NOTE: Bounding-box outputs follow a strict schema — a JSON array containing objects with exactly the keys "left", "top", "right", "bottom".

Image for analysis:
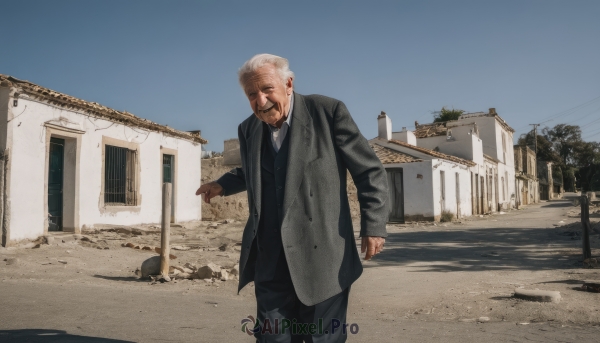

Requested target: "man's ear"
[{"left": 286, "top": 77, "right": 294, "bottom": 95}]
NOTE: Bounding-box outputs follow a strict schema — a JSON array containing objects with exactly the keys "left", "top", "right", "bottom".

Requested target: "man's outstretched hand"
[
  {"left": 195, "top": 182, "right": 223, "bottom": 204},
  {"left": 361, "top": 236, "right": 385, "bottom": 260}
]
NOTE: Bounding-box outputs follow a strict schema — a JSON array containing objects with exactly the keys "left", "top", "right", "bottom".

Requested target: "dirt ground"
[{"left": 1, "top": 194, "right": 600, "bottom": 342}]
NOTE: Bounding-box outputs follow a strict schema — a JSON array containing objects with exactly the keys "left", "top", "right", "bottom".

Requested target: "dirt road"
[{"left": 1, "top": 195, "right": 599, "bottom": 342}]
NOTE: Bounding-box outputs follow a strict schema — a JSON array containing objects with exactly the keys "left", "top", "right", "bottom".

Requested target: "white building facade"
[
  {"left": 372, "top": 107, "right": 517, "bottom": 222},
  {"left": 414, "top": 108, "right": 517, "bottom": 213},
  {"left": 371, "top": 112, "right": 476, "bottom": 222},
  {"left": 0, "top": 75, "right": 206, "bottom": 245}
]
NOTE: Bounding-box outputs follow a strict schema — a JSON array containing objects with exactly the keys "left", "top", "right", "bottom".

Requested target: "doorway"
[
  {"left": 480, "top": 176, "right": 485, "bottom": 214},
  {"left": 48, "top": 138, "right": 64, "bottom": 231},
  {"left": 163, "top": 154, "right": 175, "bottom": 222},
  {"left": 386, "top": 168, "right": 404, "bottom": 223},
  {"left": 440, "top": 171, "right": 446, "bottom": 213},
  {"left": 455, "top": 172, "right": 461, "bottom": 219}
]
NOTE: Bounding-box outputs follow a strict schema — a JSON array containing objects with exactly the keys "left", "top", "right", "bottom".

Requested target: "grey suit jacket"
[{"left": 217, "top": 93, "right": 388, "bottom": 306}]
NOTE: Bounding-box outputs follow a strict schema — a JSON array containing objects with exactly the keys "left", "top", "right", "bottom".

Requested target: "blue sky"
[{"left": 2, "top": 0, "right": 599, "bottom": 150}]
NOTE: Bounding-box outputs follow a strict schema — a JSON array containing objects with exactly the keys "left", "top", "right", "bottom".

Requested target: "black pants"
[{"left": 254, "top": 252, "right": 350, "bottom": 343}]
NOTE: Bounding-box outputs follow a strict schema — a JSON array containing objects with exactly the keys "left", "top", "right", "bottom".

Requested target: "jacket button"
[
  {"left": 314, "top": 245, "right": 317, "bottom": 249},
  {"left": 309, "top": 218, "right": 312, "bottom": 222},
  {"left": 254, "top": 212, "right": 258, "bottom": 216}
]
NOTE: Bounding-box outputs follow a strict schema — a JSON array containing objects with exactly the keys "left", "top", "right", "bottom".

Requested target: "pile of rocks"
[
  {"left": 174, "top": 262, "right": 239, "bottom": 281},
  {"left": 139, "top": 256, "right": 239, "bottom": 282}
]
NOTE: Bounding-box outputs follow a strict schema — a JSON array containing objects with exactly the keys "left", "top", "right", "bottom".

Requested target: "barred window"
[{"left": 105, "top": 145, "right": 137, "bottom": 205}]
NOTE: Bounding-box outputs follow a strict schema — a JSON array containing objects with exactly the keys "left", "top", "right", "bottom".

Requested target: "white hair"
[{"left": 238, "top": 54, "right": 295, "bottom": 89}]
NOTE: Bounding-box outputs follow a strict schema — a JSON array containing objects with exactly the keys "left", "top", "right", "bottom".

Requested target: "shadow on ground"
[
  {"left": 0, "top": 329, "right": 133, "bottom": 342},
  {"left": 367, "top": 225, "right": 589, "bottom": 272},
  {"left": 92, "top": 275, "right": 146, "bottom": 282},
  {"left": 540, "top": 200, "right": 578, "bottom": 208}
]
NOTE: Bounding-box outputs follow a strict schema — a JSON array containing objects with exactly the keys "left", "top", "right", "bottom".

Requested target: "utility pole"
[{"left": 529, "top": 124, "right": 540, "bottom": 156}]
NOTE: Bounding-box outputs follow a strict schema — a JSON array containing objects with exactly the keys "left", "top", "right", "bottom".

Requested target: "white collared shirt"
[{"left": 268, "top": 95, "right": 293, "bottom": 152}]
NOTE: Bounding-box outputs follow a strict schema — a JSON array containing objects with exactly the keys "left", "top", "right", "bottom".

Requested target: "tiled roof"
[
  {"left": 388, "top": 139, "right": 477, "bottom": 167},
  {"left": 414, "top": 110, "right": 515, "bottom": 139},
  {"left": 413, "top": 123, "right": 448, "bottom": 138},
  {"left": 371, "top": 143, "right": 422, "bottom": 164},
  {"left": 0, "top": 74, "right": 207, "bottom": 144}
]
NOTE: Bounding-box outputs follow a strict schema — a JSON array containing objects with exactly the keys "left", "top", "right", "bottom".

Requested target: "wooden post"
[
  {"left": 581, "top": 195, "right": 592, "bottom": 260},
  {"left": 160, "top": 183, "right": 172, "bottom": 277}
]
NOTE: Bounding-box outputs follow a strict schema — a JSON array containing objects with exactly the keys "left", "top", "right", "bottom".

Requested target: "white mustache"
[{"left": 258, "top": 100, "right": 275, "bottom": 114}]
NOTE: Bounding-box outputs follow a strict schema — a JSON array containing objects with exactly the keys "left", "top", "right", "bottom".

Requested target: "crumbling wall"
[
  {"left": 223, "top": 139, "right": 241, "bottom": 165},
  {"left": 201, "top": 157, "right": 248, "bottom": 221},
  {"left": 201, "top": 158, "right": 361, "bottom": 221}
]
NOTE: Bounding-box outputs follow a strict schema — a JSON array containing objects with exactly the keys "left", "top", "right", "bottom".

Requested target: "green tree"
[
  {"left": 517, "top": 131, "right": 562, "bottom": 168},
  {"left": 572, "top": 141, "right": 600, "bottom": 167},
  {"left": 433, "top": 107, "right": 464, "bottom": 123},
  {"left": 563, "top": 166, "right": 577, "bottom": 192},
  {"left": 591, "top": 172, "right": 600, "bottom": 191},
  {"left": 542, "top": 124, "right": 582, "bottom": 166}
]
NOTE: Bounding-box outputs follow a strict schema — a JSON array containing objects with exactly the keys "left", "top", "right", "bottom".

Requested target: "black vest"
[{"left": 255, "top": 123, "right": 291, "bottom": 282}]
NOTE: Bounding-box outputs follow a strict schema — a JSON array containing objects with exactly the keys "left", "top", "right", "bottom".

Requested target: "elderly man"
[{"left": 196, "top": 54, "right": 388, "bottom": 342}]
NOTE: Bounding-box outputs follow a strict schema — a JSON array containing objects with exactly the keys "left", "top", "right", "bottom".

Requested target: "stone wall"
[{"left": 223, "top": 139, "right": 241, "bottom": 165}]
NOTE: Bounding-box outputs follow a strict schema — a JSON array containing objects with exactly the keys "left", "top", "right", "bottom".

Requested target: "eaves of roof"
[
  {"left": 484, "top": 154, "right": 501, "bottom": 163},
  {"left": 371, "top": 143, "right": 423, "bottom": 164},
  {"left": 0, "top": 74, "right": 207, "bottom": 144},
  {"left": 388, "top": 139, "right": 476, "bottom": 167}
]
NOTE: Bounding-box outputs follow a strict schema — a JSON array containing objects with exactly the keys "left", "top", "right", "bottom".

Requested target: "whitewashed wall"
[
  {"left": 386, "top": 161, "right": 434, "bottom": 221},
  {"left": 384, "top": 159, "right": 472, "bottom": 221},
  {"left": 5, "top": 96, "right": 202, "bottom": 241},
  {"left": 431, "top": 159, "right": 472, "bottom": 220}
]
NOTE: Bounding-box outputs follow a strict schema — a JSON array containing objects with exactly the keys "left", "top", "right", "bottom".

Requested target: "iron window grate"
[{"left": 105, "top": 145, "right": 137, "bottom": 206}]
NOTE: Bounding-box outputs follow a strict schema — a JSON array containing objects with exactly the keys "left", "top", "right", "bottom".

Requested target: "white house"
[
  {"left": 413, "top": 108, "right": 517, "bottom": 213},
  {"left": 0, "top": 74, "right": 206, "bottom": 245},
  {"left": 371, "top": 107, "right": 517, "bottom": 222},
  {"left": 370, "top": 112, "right": 476, "bottom": 222}
]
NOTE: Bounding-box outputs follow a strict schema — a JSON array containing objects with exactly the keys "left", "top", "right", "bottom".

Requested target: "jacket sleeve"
[
  {"left": 333, "top": 101, "right": 389, "bottom": 238},
  {"left": 216, "top": 125, "right": 247, "bottom": 196}
]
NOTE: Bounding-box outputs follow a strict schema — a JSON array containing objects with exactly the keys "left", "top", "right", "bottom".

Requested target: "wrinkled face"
[{"left": 243, "top": 64, "right": 293, "bottom": 127}]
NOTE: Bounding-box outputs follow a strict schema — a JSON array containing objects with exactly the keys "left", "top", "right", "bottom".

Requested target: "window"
[
  {"left": 501, "top": 177, "right": 505, "bottom": 201},
  {"left": 502, "top": 133, "right": 507, "bottom": 164},
  {"left": 105, "top": 145, "right": 137, "bottom": 205},
  {"left": 505, "top": 171, "right": 509, "bottom": 201}
]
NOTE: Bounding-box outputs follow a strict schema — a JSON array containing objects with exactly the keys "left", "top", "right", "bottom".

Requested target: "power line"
[
  {"left": 568, "top": 105, "right": 600, "bottom": 124},
  {"left": 582, "top": 126, "right": 600, "bottom": 137},
  {"left": 539, "top": 94, "right": 600, "bottom": 125},
  {"left": 513, "top": 94, "right": 600, "bottom": 133},
  {"left": 580, "top": 116, "right": 600, "bottom": 128},
  {"left": 583, "top": 131, "right": 600, "bottom": 140}
]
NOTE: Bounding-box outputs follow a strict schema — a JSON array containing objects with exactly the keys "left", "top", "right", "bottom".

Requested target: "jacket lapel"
[
  {"left": 247, "top": 118, "right": 263, "bottom": 214},
  {"left": 283, "top": 93, "right": 314, "bottom": 219}
]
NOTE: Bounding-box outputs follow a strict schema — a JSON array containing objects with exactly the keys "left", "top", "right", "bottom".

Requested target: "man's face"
[{"left": 243, "top": 64, "right": 293, "bottom": 127}]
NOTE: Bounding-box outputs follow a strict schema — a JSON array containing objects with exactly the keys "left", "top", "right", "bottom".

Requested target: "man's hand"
[
  {"left": 361, "top": 236, "right": 385, "bottom": 260},
  {"left": 195, "top": 182, "right": 224, "bottom": 204}
]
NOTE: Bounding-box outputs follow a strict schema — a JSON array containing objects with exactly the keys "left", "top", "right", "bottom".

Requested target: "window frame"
[{"left": 100, "top": 136, "right": 141, "bottom": 211}]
